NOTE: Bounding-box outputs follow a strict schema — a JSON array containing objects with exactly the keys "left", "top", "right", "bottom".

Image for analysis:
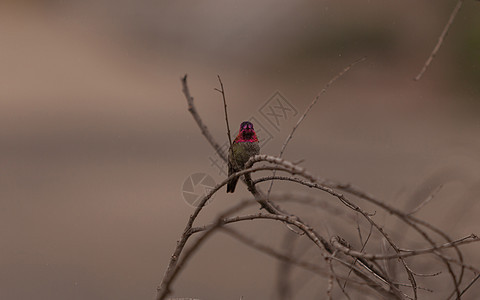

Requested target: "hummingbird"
[{"left": 227, "top": 121, "right": 260, "bottom": 193}]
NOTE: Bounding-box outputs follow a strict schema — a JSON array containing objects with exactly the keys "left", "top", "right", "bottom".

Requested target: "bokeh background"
[{"left": 1, "top": 1, "right": 480, "bottom": 299}]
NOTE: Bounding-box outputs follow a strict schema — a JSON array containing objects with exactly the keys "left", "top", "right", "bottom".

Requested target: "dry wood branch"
[
  {"left": 251, "top": 165, "right": 480, "bottom": 298},
  {"left": 159, "top": 76, "right": 480, "bottom": 300},
  {"left": 162, "top": 199, "right": 401, "bottom": 299},
  {"left": 329, "top": 181, "right": 466, "bottom": 298}
]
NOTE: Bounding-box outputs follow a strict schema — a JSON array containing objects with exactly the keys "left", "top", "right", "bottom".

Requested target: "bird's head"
[{"left": 236, "top": 121, "right": 258, "bottom": 142}]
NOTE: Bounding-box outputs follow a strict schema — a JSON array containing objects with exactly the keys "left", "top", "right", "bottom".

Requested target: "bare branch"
[
  {"left": 327, "top": 181, "right": 465, "bottom": 298},
  {"left": 162, "top": 76, "right": 480, "bottom": 300},
  {"left": 258, "top": 174, "right": 470, "bottom": 298}
]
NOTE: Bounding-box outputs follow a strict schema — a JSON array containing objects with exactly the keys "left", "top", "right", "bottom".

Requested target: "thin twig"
[
  {"left": 329, "top": 254, "right": 352, "bottom": 300},
  {"left": 214, "top": 75, "right": 233, "bottom": 148},
  {"left": 356, "top": 213, "right": 364, "bottom": 245},
  {"left": 344, "top": 222, "right": 374, "bottom": 290},
  {"left": 414, "top": 0, "right": 463, "bottom": 81},
  {"left": 456, "top": 273, "right": 480, "bottom": 299},
  {"left": 266, "top": 57, "right": 366, "bottom": 197}
]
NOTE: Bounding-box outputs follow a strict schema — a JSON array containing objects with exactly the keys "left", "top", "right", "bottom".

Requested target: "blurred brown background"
[{"left": 1, "top": 1, "right": 480, "bottom": 299}]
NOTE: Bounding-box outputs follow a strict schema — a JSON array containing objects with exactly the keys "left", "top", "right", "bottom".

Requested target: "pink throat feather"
[{"left": 234, "top": 131, "right": 258, "bottom": 143}]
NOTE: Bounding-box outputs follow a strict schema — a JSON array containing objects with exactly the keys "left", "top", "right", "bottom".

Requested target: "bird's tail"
[{"left": 226, "top": 176, "right": 239, "bottom": 193}]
